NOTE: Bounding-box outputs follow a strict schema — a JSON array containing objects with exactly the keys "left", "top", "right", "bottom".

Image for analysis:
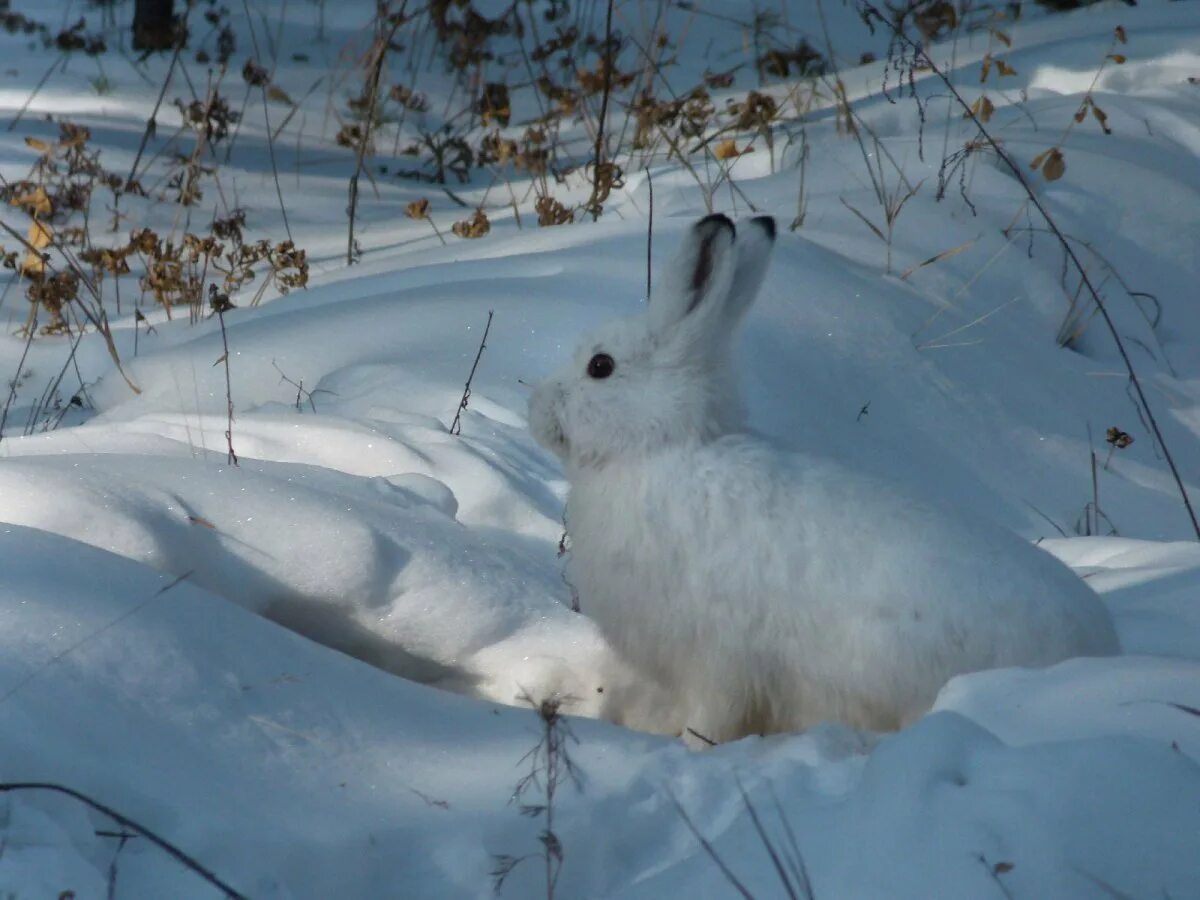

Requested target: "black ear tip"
[
  {"left": 696, "top": 212, "right": 736, "bottom": 236},
  {"left": 751, "top": 215, "right": 777, "bottom": 240}
]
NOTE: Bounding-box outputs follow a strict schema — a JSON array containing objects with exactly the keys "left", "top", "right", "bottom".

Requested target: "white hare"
[{"left": 529, "top": 213, "right": 1118, "bottom": 743}]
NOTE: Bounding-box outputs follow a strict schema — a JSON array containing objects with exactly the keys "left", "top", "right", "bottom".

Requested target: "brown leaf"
[
  {"left": 704, "top": 68, "right": 735, "bottom": 89},
  {"left": 1114, "top": 25, "right": 1127, "bottom": 44},
  {"left": 967, "top": 95, "right": 995, "bottom": 123},
  {"left": 19, "top": 252, "right": 44, "bottom": 281},
  {"left": 1042, "top": 147, "right": 1066, "bottom": 181},
  {"left": 406, "top": 198, "right": 430, "bottom": 220},
  {"left": 478, "top": 82, "right": 511, "bottom": 127},
  {"left": 1029, "top": 149, "right": 1049, "bottom": 171},
  {"left": 27, "top": 219, "right": 52, "bottom": 251},
  {"left": 993, "top": 861, "right": 1014, "bottom": 875},
  {"left": 1108, "top": 53, "right": 1126, "bottom": 64},
  {"left": 11, "top": 185, "right": 53, "bottom": 217},
  {"left": 1074, "top": 104, "right": 1088, "bottom": 123},
  {"left": 993, "top": 29, "right": 1012, "bottom": 48},
  {"left": 980, "top": 54, "right": 992, "bottom": 83},
  {"left": 24, "top": 136, "right": 51, "bottom": 152},
  {"left": 898, "top": 239, "right": 975, "bottom": 280},
  {"left": 1092, "top": 104, "right": 1111, "bottom": 134},
  {"left": 535, "top": 195, "right": 574, "bottom": 227},
  {"left": 1106, "top": 427, "right": 1133, "bottom": 449},
  {"left": 451, "top": 209, "right": 490, "bottom": 239},
  {"left": 19, "top": 221, "right": 51, "bottom": 276},
  {"left": 713, "top": 138, "right": 752, "bottom": 160},
  {"left": 997, "top": 60, "right": 1017, "bottom": 77},
  {"left": 266, "top": 85, "right": 293, "bottom": 104},
  {"left": 242, "top": 58, "right": 269, "bottom": 86}
]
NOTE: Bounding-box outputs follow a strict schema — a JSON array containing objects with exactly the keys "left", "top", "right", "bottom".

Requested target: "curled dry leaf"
[
  {"left": 242, "top": 58, "right": 269, "bottom": 86},
  {"left": 406, "top": 198, "right": 430, "bottom": 220},
  {"left": 335, "top": 124, "right": 364, "bottom": 148},
  {"left": 24, "top": 136, "right": 51, "bottom": 152},
  {"left": 1108, "top": 53, "right": 1126, "bottom": 64},
  {"left": 1042, "top": 148, "right": 1066, "bottom": 181},
  {"left": 478, "top": 82, "right": 511, "bottom": 127},
  {"left": 20, "top": 219, "right": 53, "bottom": 276},
  {"left": 535, "top": 195, "right": 573, "bottom": 227},
  {"left": 266, "top": 85, "right": 294, "bottom": 105},
  {"left": 1106, "top": 427, "right": 1134, "bottom": 449},
  {"left": 11, "top": 185, "right": 53, "bottom": 217},
  {"left": 704, "top": 68, "right": 735, "bottom": 89},
  {"left": 451, "top": 209, "right": 490, "bottom": 239},
  {"left": 967, "top": 95, "right": 995, "bottom": 123}
]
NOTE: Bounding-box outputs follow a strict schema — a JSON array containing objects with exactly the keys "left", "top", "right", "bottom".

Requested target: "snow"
[{"left": 2, "top": 0, "right": 1200, "bottom": 896}]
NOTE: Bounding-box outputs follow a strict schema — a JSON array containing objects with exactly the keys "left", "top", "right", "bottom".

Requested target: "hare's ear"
[
  {"left": 723, "top": 215, "right": 776, "bottom": 325},
  {"left": 647, "top": 213, "right": 738, "bottom": 338}
]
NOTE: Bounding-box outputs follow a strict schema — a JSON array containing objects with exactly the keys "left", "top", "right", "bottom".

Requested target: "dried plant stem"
[
  {"left": 0, "top": 304, "right": 38, "bottom": 443},
  {"left": 492, "top": 695, "right": 580, "bottom": 898},
  {"left": 587, "top": 0, "right": 616, "bottom": 221},
  {"left": 347, "top": 8, "right": 406, "bottom": 265},
  {"left": 7, "top": 53, "right": 66, "bottom": 133},
  {"left": 645, "top": 168, "right": 654, "bottom": 299},
  {"left": 259, "top": 87, "right": 293, "bottom": 242},
  {"left": 123, "top": 34, "right": 187, "bottom": 194},
  {"left": 241, "top": 0, "right": 293, "bottom": 243},
  {"left": 0, "top": 784, "right": 248, "bottom": 899},
  {"left": 0, "top": 220, "right": 141, "bottom": 395},
  {"left": 449, "top": 310, "right": 493, "bottom": 436},
  {"left": 668, "top": 790, "right": 755, "bottom": 899},
  {"left": 861, "top": 0, "right": 1200, "bottom": 541},
  {"left": 214, "top": 307, "right": 238, "bottom": 465}
]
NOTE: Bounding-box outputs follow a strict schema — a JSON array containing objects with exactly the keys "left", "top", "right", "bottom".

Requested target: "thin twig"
[
  {"left": 667, "top": 789, "right": 755, "bottom": 900},
  {"left": 860, "top": 1, "right": 1200, "bottom": 541},
  {"left": 347, "top": 5, "right": 407, "bottom": 264},
  {"left": 0, "top": 304, "right": 38, "bottom": 444},
  {"left": 450, "top": 310, "right": 493, "bottom": 436},
  {"left": 645, "top": 168, "right": 654, "bottom": 299},
  {"left": 587, "top": 0, "right": 616, "bottom": 221},
  {"left": 0, "top": 784, "right": 248, "bottom": 899},
  {"left": 7, "top": 53, "right": 66, "bottom": 132},
  {"left": 209, "top": 286, "right": 238, "bottom": 465},
  {"left": 0, "top": 220, "right": 141, "bottom": 395},
  {"left": 1024, "top": 500, "right": 1068, "bottom": 538},
  {"left": 735, "top": 775, "right": 810, "bottom": 900},
  {"left": 0, "top": 570, "right": 194, "bottom": 711},
  {"left": 122, "top": 32, "right": 188, "bottom": 198},
  {"left": 241, "top": 0, "right": 293, "bottom": 242},
  {"left": 259, "top": 82, "right": 293, "bottom": 242}
]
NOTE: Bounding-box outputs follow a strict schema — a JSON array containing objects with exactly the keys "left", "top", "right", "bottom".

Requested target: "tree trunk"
[{"left": 132, "top": 0, "right": 178, "bottom": 51}]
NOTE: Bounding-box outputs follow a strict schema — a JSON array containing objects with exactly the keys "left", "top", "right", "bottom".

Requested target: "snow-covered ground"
[{"left": 1, "top": 0, "right": 1199, "bottom": 896}]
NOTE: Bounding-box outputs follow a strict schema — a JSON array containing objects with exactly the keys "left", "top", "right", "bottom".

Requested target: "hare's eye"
[{"left": 587, "top": 353, "right": 615, "bottom": 379}]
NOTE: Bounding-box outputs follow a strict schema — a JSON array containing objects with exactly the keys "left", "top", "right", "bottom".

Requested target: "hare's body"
[
  {"left": 530, "top": 213, "right": 1118, "bottom": 743},
  {"left": 567, "top": 436, "right": 1118, "bottom": 741}
]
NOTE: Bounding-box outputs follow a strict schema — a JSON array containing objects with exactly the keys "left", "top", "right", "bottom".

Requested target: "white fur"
[{"left": 529, "top": 215, "right": 1119, "bottom": 743}]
